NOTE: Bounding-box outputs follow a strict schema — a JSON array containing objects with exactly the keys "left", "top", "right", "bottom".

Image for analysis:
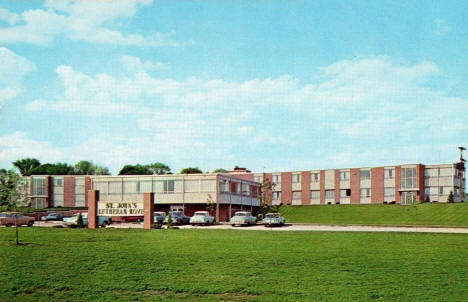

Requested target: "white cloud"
[
  {"left": 121, "top": 55, "right": 168, "bottom": 72},
  {"left": 0, "top": 8, "right": 20, "bottom": 24},
  {"left": 434, "top": 18, "right": 450, "bottom": 36},
  {"left": 0, "top": 47, "right": 35, "bottom": 113},
  {"left": 0, "top": 132, "right": 63, "bottom": 163},
  {"left": 22, "top": 56, "right": 468, "bottom": 171},
  {"left": 0, "top": 1, "right": 188, "bottom": 46}
]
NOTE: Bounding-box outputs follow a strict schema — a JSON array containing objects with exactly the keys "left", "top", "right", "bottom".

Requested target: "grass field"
[
  {"left": 279, "top": 203, "right": 468, "bottom": 226},
  {"left": 1, "top": 228, "right": 467, "bottom": 301}
]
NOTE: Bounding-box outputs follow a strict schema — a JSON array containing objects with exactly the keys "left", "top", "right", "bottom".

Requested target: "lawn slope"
[
  {"left": 279, "top": 203, "right": 468, "bottom": 226},
  {"left": 1, "top": 228, "right": 467, "bottom": 301}
]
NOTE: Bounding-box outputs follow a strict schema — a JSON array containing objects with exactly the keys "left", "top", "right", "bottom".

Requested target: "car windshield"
[
  {"left": 194, "top": 212, "right": 206, "bottom": 216},
  {"left": 265, "top": 214, "right": 279, "bottom": 218},
  {"left": 0, "top": 213, "right": 8, "bottom": 217},
  {"left": 235, "top": 212, "right": 246, "bottom": 216},
  {"left": 171, "top": 212, "right": 183, "bottom": 217},
  {"left": 154, "top": 213, "right": 165, "bottom": 216}
]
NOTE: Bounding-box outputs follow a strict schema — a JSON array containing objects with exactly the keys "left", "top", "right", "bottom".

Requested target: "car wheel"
[
  {"left": 6, "top": 223, "right": 13, "bottom": 227},
  {"left": 27, "top": 221, "right": 34, "bottom": 227}
]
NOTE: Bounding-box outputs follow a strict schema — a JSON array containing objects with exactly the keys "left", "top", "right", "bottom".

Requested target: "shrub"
[
  {"left": 152, "top": 223, "right": 162, "bottom": 229},
  {"left": 76, "top": 213, "right": 84, "bottom": 228},
  {"left": 447, "top": 191, "right": 454, "bottom": 203}
]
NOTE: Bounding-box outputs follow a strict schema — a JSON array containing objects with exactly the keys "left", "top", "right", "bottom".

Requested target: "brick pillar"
[
  {"left": 88, "top": 190, "right": 99, "bottom": 229},
  {"left": 371, "top": 167, "right": 384, "bottom": 203},
  {"left": 281, "top": 172, "right": 292, "bottom": 205},
  {"left": 320, "top": 170, "right": 325, "bottom": 204},
  {"left": 143, "top": 192, "right": 154, "bottom": 230},
  {"left": 334, "top": 170, "right": 340, "bottom": 203},
  {"left": 395, "top": 166, "right": 401, "bottom": 203},
  {"left": 301, "top": 171, "right": 311, "bottom": 205},
  {"left": 84, "top": 176, "right": 92, "bottom": 207},
  {"left": 417, "top": 164, "right": 425, "bottom": 202}
]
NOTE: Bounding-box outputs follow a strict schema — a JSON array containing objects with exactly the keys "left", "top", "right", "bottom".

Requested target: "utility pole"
[{"left": 458, "top": 147, "right": 465, "bottom": 202}]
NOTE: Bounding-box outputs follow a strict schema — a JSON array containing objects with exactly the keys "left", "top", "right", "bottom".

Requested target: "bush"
[
  {"left": 76, "top": 213, "right": 84, "bottom": 228},
  {"left": 151, "top": 223, "right": 162, "bottom": 229},
  {"left": 257, "top": 213, "right": 264, "bottom": 221}
]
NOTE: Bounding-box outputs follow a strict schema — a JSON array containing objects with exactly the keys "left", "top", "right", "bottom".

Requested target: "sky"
[{"left": 0, "top": 0, "right": 467, "bottom": 174}]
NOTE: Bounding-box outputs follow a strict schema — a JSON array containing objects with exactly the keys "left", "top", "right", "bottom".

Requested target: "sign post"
[{"left": 143, "top": 192, "right": 154, "bottom": 230}]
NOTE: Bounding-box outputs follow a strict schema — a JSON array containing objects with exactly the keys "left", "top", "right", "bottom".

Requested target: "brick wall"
[
  {"left": 371, "top": 167, "right": 384, "bottom": 203},
  {"left": 395, "top": 166, "right": 401, "bottom": 203},
  {"left": 417, "top": 164, "right": 425, "bottom": 202},
  {"left": 281, "top": 172, "right": 292, "bottom": 205},
  {"left": 63, "top": 176, "right": 75, "bottom": 207},
  {"left": 334, "top": 170, "right": 340, "bottom": 203},
  {"left": 301, "top": 171, "right": 310, "bottom": 205},
  {"left": 320, "top": 170, "right": 325, "bottom": 204}
]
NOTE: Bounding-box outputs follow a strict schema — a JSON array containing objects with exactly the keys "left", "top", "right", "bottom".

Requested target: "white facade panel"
[
  {"left": 324, "top": 170, "right": 334, "bottom": 189},
  {"left": 384, "top": 179, "right": 395, "bottom": 187},
  {"left": 360, "top": 179, "right": 371, "bottom": 189},
  {"left": 340, "top": 180, "right": 350, "bottom": 189}
]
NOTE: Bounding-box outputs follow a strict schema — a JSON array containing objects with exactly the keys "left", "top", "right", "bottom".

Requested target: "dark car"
[
  {"left": 164, "top": 211, "right": 190, "bottom": 225},
  {"left": 41, "top": 213, "right": 64, "bottom": 221},
  {"left": 122, "top": 216, "right": 144, "bottom": 222}
]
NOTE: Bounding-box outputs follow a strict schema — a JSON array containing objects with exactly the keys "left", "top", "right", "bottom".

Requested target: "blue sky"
[{"left": 0, "top": 0, "right": 467, "bottom": 174}]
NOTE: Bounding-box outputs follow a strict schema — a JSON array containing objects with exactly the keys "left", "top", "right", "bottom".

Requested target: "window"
[
  {"left": 75, "top": 177, "right": 85, "bottom": 194},
  {"left": 109, "top": 181, "right": 122, "bottom": 194},
  {"left": 339, "top": 171, "right": 349, "bottom": 181},
  {"left": 360, "top": 170, "right": 370, "bottom": 180},
  {"left": 164, "top": 180, "right": 175, "bottom": 193},
  {"left": 425, "top": 168, "right": 438, "bottom": 178},
  {"left": 292, "top": 173, "right": 301, "bottom": 183},
  {"left": 272, "top": 191, "right": 281, "bottom": 200},
  {"left": 54, "top": 177, "right": 63, "bottom": 187},
  {"left": 33, "top": 178, "right": 46, "bottom": 195},
  {"left": 292, "top": 191, "right": 301, "bottom": 200},
  {"left": 242, "top": 184, "right": 250, "bottom": 195},
  {"left": 384, "top": 187, "right": 395, "bottom": 197},
  {"left": 340, "top": 189, "right": 351, "bottom": 197},
  {"left": 311, "top": 190, "right": 320, "bottom": 200},
  {"left": 311, "top": 173, "right": 320, "bottom": 183},
  {"left": 439, "top": 186, "right": 451, "bottom": 195},
  {"left": 384, "top": 168, "right": 394, "bottom": 179},
  {"left": 254, "top": 176, "right": 262, "bottom": 183},
  {"left": 139, "top": 180, "right": 152, "bottom": 193},
  {"left": 75, "top": 177, "right": 85, "bottom": 186},
  {"left": 218, "top": 180, "right": 229, "bottom": 192},
  {"left": 325, "top": 190, "right": 334, "bottom": 199},
  {"left": 75, "top": 194, "right": 85, "bottom": 206},
  {"left": 272, "top": 175, "right": 281, "bottom": 184},
  {"left": 401, "top": 167, "right": 417, "bottom": 189},
  {"left": 123, "top": 181, "right": 138, "bottom": 193},
  {"left": 360, "top": 188, "right": 371, "bottom": 197}
]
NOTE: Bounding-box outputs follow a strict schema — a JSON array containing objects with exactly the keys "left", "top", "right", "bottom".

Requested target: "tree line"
[{"left": 10, "top": 158, "right": 230, "bottom": 176}]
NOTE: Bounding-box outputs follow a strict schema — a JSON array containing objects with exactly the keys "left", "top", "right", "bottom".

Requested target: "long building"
[
  {"left": 229, "top": 163, "right": 465, "bottom": 205},
  {"left": 25, "top": 173, "right": 261, "bottom": 222}
]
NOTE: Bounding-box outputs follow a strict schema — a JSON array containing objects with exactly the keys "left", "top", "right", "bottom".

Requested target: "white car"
[
  {"left": 262, "top": 213, "right": 285, "bottom": 227},
  {"left": 190, "top": 211, "right": 215, "bottom": 225},
  {"left": 229, "top": 211, "right": 256, "bottom": 226}
]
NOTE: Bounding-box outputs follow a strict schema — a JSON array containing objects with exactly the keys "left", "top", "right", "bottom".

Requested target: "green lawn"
[
  {"left": 279, "top": 203, "right": 468, "bottom": 226},
  {"left": 1, "top": 228, "right": 467, "bottom": 301}
]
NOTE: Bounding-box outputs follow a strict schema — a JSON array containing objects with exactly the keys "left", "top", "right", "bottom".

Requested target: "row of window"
[
  {"left": 271, "top": 188, "right": 400, "bottom": 200},
  {"left": 268, "top": 168, "right": 397, "bottom": 184}
]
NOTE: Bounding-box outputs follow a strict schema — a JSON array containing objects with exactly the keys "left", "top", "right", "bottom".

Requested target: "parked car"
[
  {"left": 122, "top": 216, "right": 143, "bottom": 222},
  {"left": 153, "top": 212, "right": 166, "bottom": 224},
  {"left": 262, "top": 213, "right": 285, "bottom": 227},
  {"left": 41, "top": 213, "right": 64, "bottom": 221},
  {"left": 63, "top": 213, "right": 112, "bottom": 227},
  {"left": 164, "top": 211, "right": 190, "bottom": 225},
  {"left": 190, "top": 211, "right": 215, "bottom": 225},
  {"left": 229, "top": 211, "right": 256, "bottom": 226},
  {"left": 0, "top": 212, "right": 35, "bottom": 227}
]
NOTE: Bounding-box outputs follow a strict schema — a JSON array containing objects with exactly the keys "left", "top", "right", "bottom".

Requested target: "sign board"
[{"left": 97, "top": 201, "right": 143, "bottom": 216}]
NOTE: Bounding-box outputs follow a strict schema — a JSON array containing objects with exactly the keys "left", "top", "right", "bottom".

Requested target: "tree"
[
  {"left": 74, "top": 160, "right": 94, "bottom": 175},
  {"left": 94, "top": 165, "right": 110, "bottom": 175},
  {"left": 29, "top": 163, "right": 74, "bottom": 175},
  {"left": 12, "top": 158, "right": 41, "bottom": 176},
  {"left": 180, "top": 167, "right": 202, "bottom": 174},
  {"left": 147, "top": 162, "right": 171, "bottom": 175},
  {"left": 256, "top": 178, "right": 276, "bottom": 219},
  {"left": 212, "top": 168, "right": 228, "bottom": 173},
  {"left": 74, "top": 160, "right": 110, "bottom": 175},
  {"left": 206, "top": 194, "right": 215, "bottom": 216},
  {"left": 447, "top": 191, "right": 454, "bottom": 203},
  {"left": 0, "top": 170, "right": 29, "bottom": 245},
  {"left": 118, "top": 164, "right": 151, "bottom": 175}
]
